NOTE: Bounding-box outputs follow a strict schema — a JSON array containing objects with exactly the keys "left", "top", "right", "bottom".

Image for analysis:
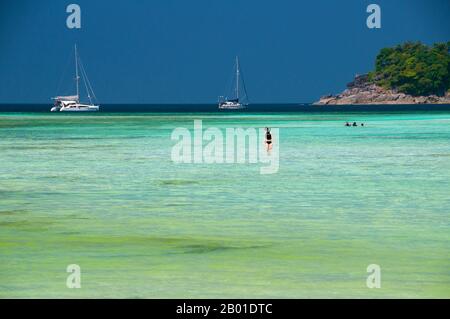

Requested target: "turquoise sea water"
[{"left": 0, "top": 112, "right": 449, "bottom": 298}]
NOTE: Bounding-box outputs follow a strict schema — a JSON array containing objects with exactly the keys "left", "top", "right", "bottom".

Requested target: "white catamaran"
[
  {"left": 51, "top": 45, "right": 99, "bottom": 112},
  {"left": 219, "top": 56, "right": 249, "bottom": 110}
]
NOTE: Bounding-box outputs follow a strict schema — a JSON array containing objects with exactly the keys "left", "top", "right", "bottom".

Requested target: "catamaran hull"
[
  {"left": 218, "top": 103, "right": 247, "bottom": 110},
  {"left": 60, "top": 105, "right": 100, "bottom": 112}
]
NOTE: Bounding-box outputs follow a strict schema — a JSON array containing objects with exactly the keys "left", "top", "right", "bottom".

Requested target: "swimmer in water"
[{"left": 265, "top": 127, "right": 273, "bottom": 152}]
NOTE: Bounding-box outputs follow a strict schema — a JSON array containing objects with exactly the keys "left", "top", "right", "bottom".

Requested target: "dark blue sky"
[{"left": 0, "top": 0, "right": 449, "bottom": 103}]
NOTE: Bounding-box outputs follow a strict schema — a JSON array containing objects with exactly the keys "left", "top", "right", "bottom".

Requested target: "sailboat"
[
  {"left": 218, "top": 56, "right": 249, "bottom": 110},
  {"left": 51, "top": 45, "right": 100, "bottom": 112}
]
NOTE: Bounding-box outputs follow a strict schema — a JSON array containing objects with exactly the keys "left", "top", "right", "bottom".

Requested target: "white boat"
[
  {"left": 219, "top": 56, "right": 249, "bottom": 110},
  {"left": 51, "top": 45, "right": 99, "bottom": 112}
]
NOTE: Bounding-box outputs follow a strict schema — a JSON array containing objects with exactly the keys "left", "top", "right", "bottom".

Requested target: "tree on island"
[{"left": 368, "top": 41, "right": 450, "bottom": 97}]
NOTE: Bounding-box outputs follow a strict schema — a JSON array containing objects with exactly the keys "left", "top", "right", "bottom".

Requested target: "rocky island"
[{"left": 315, "top": 42, "right": 450, "bottom": 105}]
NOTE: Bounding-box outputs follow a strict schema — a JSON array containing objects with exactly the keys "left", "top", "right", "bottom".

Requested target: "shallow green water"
[{"left": 0, "top": 112, "right": 449, "bottom": 298}]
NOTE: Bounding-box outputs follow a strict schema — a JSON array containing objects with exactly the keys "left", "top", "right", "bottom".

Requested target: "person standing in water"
[{"left": 265, "top": 127, "right": 273, "bottom": 152}]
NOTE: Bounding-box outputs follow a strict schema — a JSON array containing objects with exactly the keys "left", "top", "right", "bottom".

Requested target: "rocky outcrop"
[{"left": 314, "top": 74, "right": 450, "bottom": 105}]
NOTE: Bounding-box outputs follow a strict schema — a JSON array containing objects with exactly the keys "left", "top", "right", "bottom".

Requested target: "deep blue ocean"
[{"left": 1, "top": 103, "right": 450, "bottom": 113}]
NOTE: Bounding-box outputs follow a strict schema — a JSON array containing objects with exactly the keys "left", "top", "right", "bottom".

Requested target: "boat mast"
[
  {"left": 75, "top": 44, "right": 79, "bottom": 102},
  {"left": 236, "top": 56, "right": 239, "bottom": 101}
]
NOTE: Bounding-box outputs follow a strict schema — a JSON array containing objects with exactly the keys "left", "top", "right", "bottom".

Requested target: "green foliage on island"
[{"left": 368, "top": 41, "right": 450, "bottom": 96}]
